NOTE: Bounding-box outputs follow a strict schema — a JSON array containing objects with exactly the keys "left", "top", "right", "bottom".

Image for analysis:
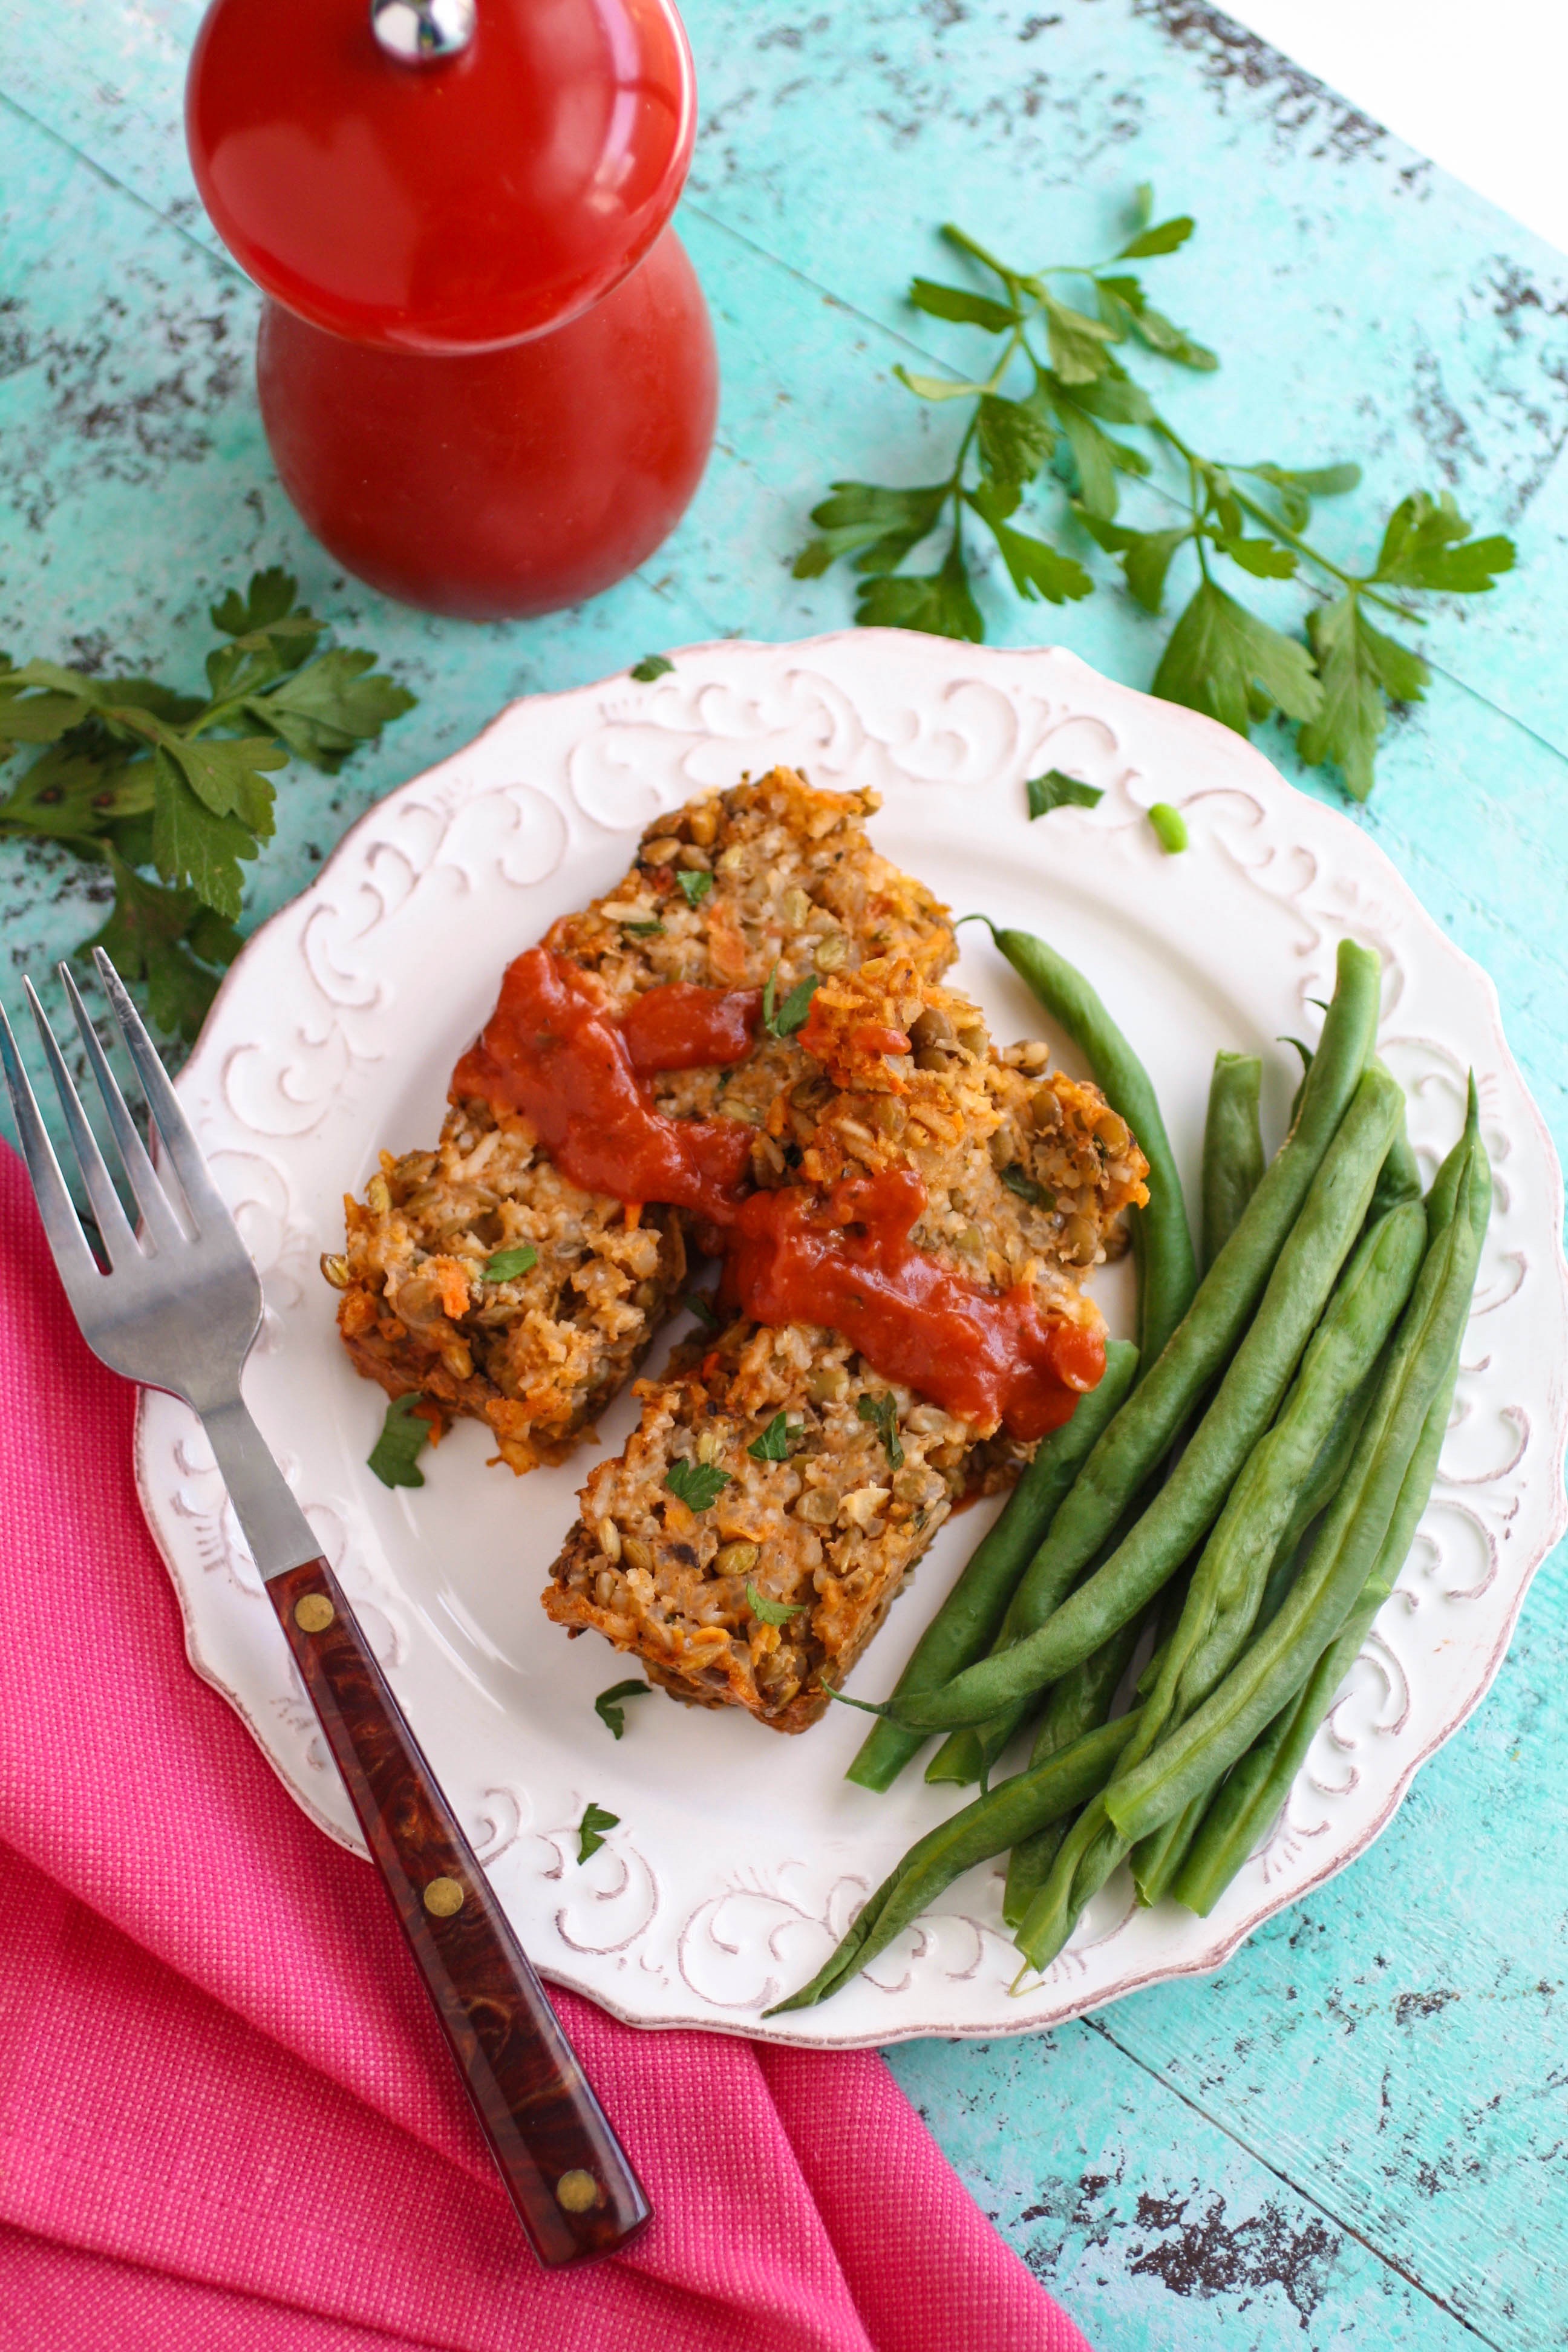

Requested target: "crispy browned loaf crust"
[
  {"left": 544, "top": 952, "right": 1151, "bottom": 1731},
  {"left": 325, "top": 771, "right": 955, "bottom": 1472}
]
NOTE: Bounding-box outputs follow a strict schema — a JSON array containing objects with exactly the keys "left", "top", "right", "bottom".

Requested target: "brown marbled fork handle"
[{"left": 271, "top": 1557, "right": 652, "bottom": 2267}]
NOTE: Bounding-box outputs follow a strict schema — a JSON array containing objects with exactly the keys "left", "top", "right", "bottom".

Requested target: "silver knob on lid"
[{"left": 371, "top": 0, "right": 476, "bottom": 62}]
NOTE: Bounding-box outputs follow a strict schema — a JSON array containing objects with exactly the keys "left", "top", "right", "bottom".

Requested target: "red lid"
[{"left": 186, "top": 0, "right": 697, "bottom": 353}]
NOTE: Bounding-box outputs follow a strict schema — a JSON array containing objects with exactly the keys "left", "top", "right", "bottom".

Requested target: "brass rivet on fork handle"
[{"left": 0, "top": 953, "right": 652, "bottom": 2267}]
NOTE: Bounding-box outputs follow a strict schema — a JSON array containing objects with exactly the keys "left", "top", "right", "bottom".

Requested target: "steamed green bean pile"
[{"left": 777, "top": 933, "right": 1492, "bottom": 2011}]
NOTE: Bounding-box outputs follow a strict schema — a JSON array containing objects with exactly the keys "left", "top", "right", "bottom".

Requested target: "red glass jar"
[{"left": 186, "top": 0, "right": 716, "bottom": 619}]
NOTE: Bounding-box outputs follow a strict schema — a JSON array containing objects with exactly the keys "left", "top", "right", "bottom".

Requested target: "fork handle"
[{"left": 269, "top": 1558, "right": 651, "bottom": 2267}]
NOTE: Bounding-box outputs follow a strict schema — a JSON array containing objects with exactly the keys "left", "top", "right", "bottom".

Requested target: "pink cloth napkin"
[{"left": 0, "top": 1140, "right": 1091, "bottom": 2352}]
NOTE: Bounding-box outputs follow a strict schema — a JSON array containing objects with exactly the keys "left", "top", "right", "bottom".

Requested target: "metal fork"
[{"left": 1, "top": 952, "right": 650, "bottom": 2269}]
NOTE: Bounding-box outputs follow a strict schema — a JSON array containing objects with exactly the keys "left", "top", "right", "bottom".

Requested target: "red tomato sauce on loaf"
[
  {"left": 719, "top": 1168, "right": 1103, "bottom": 1442},
  {"left": 451, "top": 948, "right": 758, "bottom": 1222},
  {"left": 452, "top": 950, "right": 1103, "bottom": 1432}
]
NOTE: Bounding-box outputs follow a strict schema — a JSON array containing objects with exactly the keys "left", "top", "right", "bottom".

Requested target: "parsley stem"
[
  {"left": 1153, "top": 418, "right": 1419, "bottom": 624},
  {"left": 1224, "top": 483, "right": 1422, "bottom": 624}
]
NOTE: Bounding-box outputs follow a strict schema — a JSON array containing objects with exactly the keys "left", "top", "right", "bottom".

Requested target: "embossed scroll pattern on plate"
[{"left": 135, "top": 635, "right": 1568, "bottom": 2047}]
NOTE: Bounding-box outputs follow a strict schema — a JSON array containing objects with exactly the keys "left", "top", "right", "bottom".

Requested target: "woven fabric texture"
[{"left": 0, "top": 1140, "right": 1091, "bottom": 2352}]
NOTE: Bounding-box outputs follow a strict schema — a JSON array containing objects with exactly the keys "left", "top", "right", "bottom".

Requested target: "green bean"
[
  {"left": 1251, "top": 1359, "right": 1383, "bottom": 1633},
  {"left": 1365, "top": 1071, "right": 1423, "bottom": 1223},
  {"left": 925, "top": 1495, "right": 1147, "bottom": 1789},
  {"left": 987, "top": 923, "right": 1197, "bottom": 1370},
  {"left": 765, "top": 1711, "right": 1140, "bottom": 2013},
  {"left": 883, "top": 1059, "right": 1403, "bottom": 1735},
  {"left": 1013, "top": 1195, "right": 1423, "bottom": 1965},
  {"left": 1126, "top": 1201, "right": 1421, "bottom": 1904},
  {"left": 1201, "top": 1051, "right": 1266, "bottom": 1273},
  {"left": 1103, "top": 1090, "right": 1489, "bottom": 1848},
  {"left": 1135, "top": 1205, "right": 1423, "bottom": 1748},
  {"left": 1173, "top": 1341, "right": 1460, "bottom": 1913},
  {"left": 916, "top": 940, "right": 1381, "bottom": 1771},
  {"left": 847, "top": 1341, "right": 1138, "bottom": 1792},
  {"left": 1001, "top": 1608, "right": 1149, "bottom": 1928},
  {"left": 1165, "top": 1578, "right": 1394, "bottom": 1914}
]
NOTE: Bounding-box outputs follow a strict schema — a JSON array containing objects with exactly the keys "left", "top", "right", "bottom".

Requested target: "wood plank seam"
[{"left": 1083, "top": 2016, "right": 1508, "bottom": 2348}]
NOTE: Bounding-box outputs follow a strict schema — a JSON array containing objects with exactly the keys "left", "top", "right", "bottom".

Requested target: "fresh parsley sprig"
[
  {"left": 0, "top": 567, "right": 414, "bottom": 1036},
  {"left": 795, "top": 188, "right": 1514, "bottom": 800}
]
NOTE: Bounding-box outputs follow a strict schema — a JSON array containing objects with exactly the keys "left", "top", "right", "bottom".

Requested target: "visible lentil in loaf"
[
  {"left": 544, "top": 953, "right": 1151, "bottom": 1729},
  {"left": 326, "top": 771, "right": 955, "bottom": 1472}
]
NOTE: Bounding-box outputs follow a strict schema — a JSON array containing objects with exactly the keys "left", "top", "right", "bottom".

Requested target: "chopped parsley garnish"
[
  {"left": 630, "top": 653, "right": 674, "bottom": 682},
  {"left": 762, "top": 964, "right": 822, "bottom": 1039},
  {"left": 676, "top": 867, "right": 713, "bottom": 908},
  {"left": 684, "top": 1290, "right": 720, "bottom": 1329},
  {"left": 483, "top": 1244, "right": 538, "bottom": 1281},
  {"left": 593, "top": 1681, "right": 652, "bottom": 1740},
  {"left": 1001, "top": 1165, "right": 1056, "bottom": 1209},
  {"left": 577, "top": 1801, "right": 620, "bottom": 1860},
  {"left": 748, "top": 1411, "right": 794, "bottom": 1462},
  {"left": 664, "top": 1458, "right": 732, "bottom": 1511},
  {"left": 622, "top": 918, "right": 665, "bottom": 936},
  {"left": 1027, "top": 769, "right": 1104, "bottom": 820},
  {"left": 857, "top": 1390, "right": 905, "bottom": 1469},
  {"left": 746, "top": 1579, "right": 806, "bottom": 1625},
  {"left": 368, "top": 1391, "right": 432, "bottom": 1489}
]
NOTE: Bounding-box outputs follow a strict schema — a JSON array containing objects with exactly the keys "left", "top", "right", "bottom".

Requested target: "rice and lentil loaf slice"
[
  {"left": 325, "top": 771, "right": 955, "bottom": 1473},
  {"left": 544, "top": 952, "right": 1152, "bottom": 1729}
]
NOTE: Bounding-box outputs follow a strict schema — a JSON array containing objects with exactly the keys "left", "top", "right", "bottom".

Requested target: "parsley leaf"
[
  {"left": 622, "top": 919, "right": 665, "bottom": 936},
  {"left": 748, "top": 1411, "right": 794, "bottom": 1462},
  {"left": 1372, "top": 492, "right": 1515, "bottom": 593},
  {"left": 484, "top": 1245, "right": 538, "bottom": 1281},
  {"left": 1042, "top": 293, "right": 1119, "bottom": 385},
  {"left": 684, "top": 1290, "right": 720, "bottom": 1329},
  {"left": 1152, "top": 578, "right": 1322, "bottom": 737},
  {"left": 977, "top": 395, "right": 1056, "bottom": 491},
  {"left": 676, "top": 868, "right": 713, "bottom": 908},
  {"left": 909, "top": 278, "right": 1020, "bottom": 333},
  {"left": 746, "top": 1580, "right": 807, "bottom": 1625},
  {"left": 630, "top": 654, "right": 674, "bottom": 681},
  {"left": 211, "top": 567, "right": 305, "bottom": 636},
  {"left": 1027, "top": 770, "right": 1103, "bottom": 819},
  {"left": 968, "top": 485, "right": 1093, "bottom": 604},
  {"left": 664, "top": 1458, "right": 732, "bottom": 1511},
  {"left": 368, "top": 1392, "right": 433, "bottom": 1489},
  {"left": 577, "top": 1801, "right": 620, "bottom": 1861},
  {"left": 857, "top": 1390, "right": 905, "bottom": 1469},
  {"left": 1117, "top": 214, "right": 1195, "bottom": 260},
  {"left": 1296, "top": 593, "right": 1429, "bottom": 802},
  {"left": 249, "top": 648, "right": 414, "bottom": 774},
  {"left": 149, "top": 748, "right": 260, "bottom": 923},
  {"left": 1001, "top": 1163, "right": 1055, "bottom": 1208},
  {"left": 83, "top": 855, "right": 240, "bottom": 1040},
  {"left": 762, "top": 965, "right": 822, "bottom": 1038},
  {"left": 594, "top": 1681, "right": 652, "bottom": 1739},
  {"left": 796, "top": 481, "right": 950, "bottom": 580},
  {"left": 857, "top": 541, "right": 984, "bottom": 642}
]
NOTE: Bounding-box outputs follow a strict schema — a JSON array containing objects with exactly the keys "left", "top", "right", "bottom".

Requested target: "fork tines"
[{"left": 0, "top": 952, "right": 219, "bottom": 1300}]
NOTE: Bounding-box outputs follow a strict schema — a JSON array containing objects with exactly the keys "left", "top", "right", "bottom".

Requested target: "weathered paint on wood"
[{"left": 2, "top": 2, "right": 1566, "bottom": 2342}]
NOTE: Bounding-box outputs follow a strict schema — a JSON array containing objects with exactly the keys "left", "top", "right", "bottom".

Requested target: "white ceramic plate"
[{"left": 136, "top": 632, "right": 1567, "bottom": 2047}]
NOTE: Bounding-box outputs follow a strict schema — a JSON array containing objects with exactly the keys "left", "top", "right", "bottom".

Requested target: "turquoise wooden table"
[{"left": 4, "top": 3, "right": 1567, "bottom": 2343}]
